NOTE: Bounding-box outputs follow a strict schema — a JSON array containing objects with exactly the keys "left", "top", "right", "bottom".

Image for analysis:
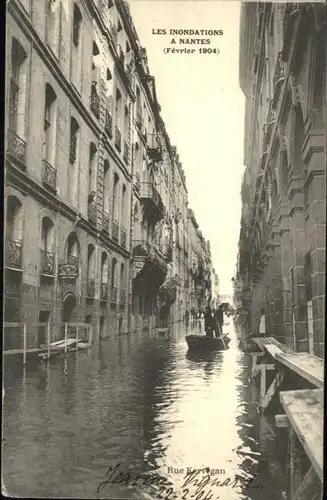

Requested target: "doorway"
[
  {"left": 62, "top": 294, "right": 76, "bottom": 323},
  {"left": 38, "top": 310, "right": 50, "bottom": 347}
]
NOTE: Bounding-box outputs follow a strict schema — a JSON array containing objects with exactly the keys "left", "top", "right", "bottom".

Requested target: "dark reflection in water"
[{"left": 2, "top": 322, "right": 286, "bottom": 499}]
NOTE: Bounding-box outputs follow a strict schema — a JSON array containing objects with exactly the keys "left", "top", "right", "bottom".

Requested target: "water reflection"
[{"left": 3, "top": 323, "right": 285, "bottom": 499}]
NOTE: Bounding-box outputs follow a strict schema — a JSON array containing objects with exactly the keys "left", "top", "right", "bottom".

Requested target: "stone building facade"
[
  {"left": 236, "top": 2, "right": 326, "bottom": 357},
  {"left": 5, "top": 0, "right": 214, "bottom": 348}
]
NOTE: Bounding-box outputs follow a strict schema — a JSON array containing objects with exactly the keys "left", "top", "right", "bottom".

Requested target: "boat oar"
[{"left": 217, "top": 321, "right": 227, "bottom": 350}]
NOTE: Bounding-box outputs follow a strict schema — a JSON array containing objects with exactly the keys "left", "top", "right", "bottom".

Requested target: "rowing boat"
[{"left": 185, "top": 334, "right": 230, "bottom": 351}]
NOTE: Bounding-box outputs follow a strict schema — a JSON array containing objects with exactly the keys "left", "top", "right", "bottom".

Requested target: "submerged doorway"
[{"left": 62, "top": 293, "right": 76, "bottom": 324}]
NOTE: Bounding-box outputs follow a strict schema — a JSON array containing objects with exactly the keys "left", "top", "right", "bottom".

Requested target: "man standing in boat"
[{"left": 214, "top": 305, "right": 224, "bottom": 338}]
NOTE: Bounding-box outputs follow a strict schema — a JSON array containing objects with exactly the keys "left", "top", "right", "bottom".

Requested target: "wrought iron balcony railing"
[
  {"left": 88, "top": 201, "right": 97, "bottom": 225},
  {"left": 42, "top": 159, "right": 57, "bottom": 190},
  {"left": 90, "top": 84, "right": 100, "bottom": 119},
  {"left": 69, "top": 135, "right": 77, "bottom": 164},
  {"left": 146, "top": 134, "right": 163, "bottom": 163},
  {"left": 40, "top": 250, "right": 55, "bottom": 275},
  {"left": 115, "top": 126, "right": 121, "bottom": 152},
  {"left": 119, "top": 289, "right": 126, "bottom": 308},
  {"left": 112, "top": 219, "right": 119, "bottom": 242},
  {"left": 87, "top": 278, "right": 95, "bottom": 298},
  {"left": 123, "top": 141, "right": 128, "bottom": 164},
  {"left": 7, "top": 129, "right": 27, "bottom": 164},
  {"left": 132, "top": 240, "right": 167, "bottom": 273},
  {"left": 134, "top": 172, "right": 140, "bottom": 191},
  {"left": 121, "top": 228, "right": 127, "bottom": 248},
  {"left": 273, "top": 52, "right": 286, "bottom": 107},
  {"left": 6, "top": 239, "right": 22, "bottom": 270},
  {"left": 111, "top": 286, "right": 117, "bottom": 304},
  {"left": 105, "top": 109, "right": 113, "bottom": 138},
  {"left": 100, "top": 282, "right": 109, "bottom": 301},
  {"left": 102, "top": 211, "right": 110, "bottom": 234},
  {"left": 117, "top": 44, "right": 125, "bottom": 67}
]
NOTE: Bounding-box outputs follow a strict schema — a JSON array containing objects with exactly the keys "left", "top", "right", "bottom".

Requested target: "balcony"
[
  {"left": 42, "top": 159, "right": 57, "bottom": 191},
  {"left": 90, "top": 83, "right": 100, "bottom": 119},
  {"left": 140, "top": 182, "right": 165, "bottom": 222},
  {"left": 102, "top": 211, "right": 110, "bottom": 234},
  {"left": 58, "top": 255, "right": 78, "bottom": 280},
  {"left": 87, "top": 278, "right": 95, "bottom": 298},
  {"left": 121, "top": 228, "right": 127, "bottom": 248},
  {"left": 273, "top": 52, "right": 286, "bottom": 107},
  {"left": 7, "top": 129, "right": 27, "bottom": 165},
  {"left": 112, "top": 219, "right": 119, "bottom": 242},
  {"left": 105, "top": 110, "right": 113, "bottom": 138},
  {"left": 133, "top": 172, "right": 140, "bottom": 192},
  {"left": 69, "top": 136, "right": 77, "bottom": 164},
  {"left": 116, "top": 44, "right": 125, "bottom": 68},
  {"left": 88, "top": 201, "right": 97, "bottom": 225},
  {"left": 147, "top": 134, "right": 163, "bottom": 163},
  {"left": 136, "top": 112, "right": 142, "bottom": 130},
  {"left": 100, "top": 282, "right": 109, "bottom": 301},
  {"left": 119, "top": 289, "right": 126, "bottom": 309},
  {"left": 6, "top": 239, "right": 22, "bottom": 270},
  {"left": 111, "top": 286, "right": 117, "bottom": 304},
  {"left": 40, "top": 250, "right": 55, "bottom": 276},
  {"left": 115, "top": 126, "right": 121, "bottom": 152},
  {"left": 132, "top": 240, "right": 168, "bottom": 276},
  {"left": 123, "top": 141, "right": 128, "bottom": 164}
]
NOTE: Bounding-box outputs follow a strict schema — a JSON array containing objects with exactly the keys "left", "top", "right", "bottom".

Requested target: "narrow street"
[{"left": 3, "top": 326, "right": 286, "bottom": 499}]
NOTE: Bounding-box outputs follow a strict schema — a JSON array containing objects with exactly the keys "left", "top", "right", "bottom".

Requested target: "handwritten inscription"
[{"left": 96, "top": 463, "right": 260, "bottom": 498}]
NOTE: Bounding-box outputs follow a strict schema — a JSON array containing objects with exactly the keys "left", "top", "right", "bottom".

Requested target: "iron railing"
[
  {"left": 119, "top": 289, "right": 126, "bottom": 309},
  {"left": 90, "top": 84, "right": 100, "bottom": 119},
  {"left": 112, "top": 220, "right": 119, "bottom": 242},
  {"left": 100, "top": 282, "right": 109, "bottom": 301},
  {"left": 140, "top": 182, "right": 161, "bottom": 206},
  {"left": 102, "top": 211, "right": 110, "bottom": 233},
  {"left": 6, "top": 239, "right": 22, "bottom": 269},
  {"left": 115, "top": 126, "right": 121, "bottom": 151},
  {"left": 69, "top": 135, "right": 77, "bottom": 164},
  {"left": 105, "top": 109, "right": 113, "bottom": 138},
  {"left": 121, "top": 228, "right": 127, "bottom": 248},
  {"left": 87, "top": 278, "right": 95, "bottom": 298},
  {"left": 123, "top": 141, "right": 128, "bottom": 163},
  {"left": 111, "top": 286, "right": 117, "bottom": 303},
  {"left": 88, "top": 201, "right": 97, "bottom": 225},
  {"left": 7, "top": 129, "right": 27, "bottom": 164},
  {"left": 40, "top": 250, "right": 55, "bottom": 275},
  {"left": 42, "top": 159, "right": 57, "bottom": 190}
]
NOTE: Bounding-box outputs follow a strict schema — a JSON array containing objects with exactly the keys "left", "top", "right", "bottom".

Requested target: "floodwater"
[{"left": 2, "top": 321, "right": 287, "bottom": 499}]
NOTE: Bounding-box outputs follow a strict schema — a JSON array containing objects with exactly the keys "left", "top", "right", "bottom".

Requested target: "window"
[
  {"left": 9, "top": 39, "right": 27, "bottom": 140},
  {"left": 71, "top": 3, "right": 82, "bottom": 91},
  {"left": 73, "top": 3, "right": 82, "bottom": 47},
  {"left": 88, "top": 143, "right": 97, "bottom": 194},
  {"left": 69, "top": 117, "right": 79, "bottom": 164},
  {"left": 103, "top": 160, "right": 110, "bottom": 214},
  {"left": 41, "top": 217, "right": 55, "bottom": 274},
  {"left": 66, "top": 233, "right": 79, "bottom": 263},
  {"left": 115, "top": 88, "right": 122, "bottom": 129},
  {"left": 44, "top": 84, "right": 57, "bottom": 165},
  {"left": 121, "top": 184, "right": 127, "bottom": 227},
  {"left": 111, "top": 258, "right": 117, "bottom": 289},
  {"left": 45, "top": 0, "right": 60, "bottom": 56},
  {"left": 112, "top": 173, "right": 119, "bottom": 220}
]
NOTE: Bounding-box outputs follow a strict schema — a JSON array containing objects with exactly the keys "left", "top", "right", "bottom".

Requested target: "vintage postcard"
[{"left": 2, "top": 0, "right": 325, "bottom": 499}]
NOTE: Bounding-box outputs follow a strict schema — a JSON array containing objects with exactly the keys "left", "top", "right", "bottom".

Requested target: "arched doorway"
[{"left": 62, "top": 293, "right": 76, "bottom": 323}]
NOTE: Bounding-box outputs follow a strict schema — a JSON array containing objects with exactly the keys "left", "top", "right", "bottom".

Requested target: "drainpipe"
[{"left": 127, "top": 97, "right": 135, "bottom": 334}]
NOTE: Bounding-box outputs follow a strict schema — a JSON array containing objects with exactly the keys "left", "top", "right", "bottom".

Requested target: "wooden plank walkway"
[
  {"left": 280, "top": 389, "right": 323, "bottom": 482},
  {"left": 275, "top": 352, "right": 323, "bottom": 389}
]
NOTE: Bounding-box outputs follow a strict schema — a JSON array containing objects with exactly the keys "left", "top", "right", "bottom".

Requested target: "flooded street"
[{"left": 3, "top": 323, "right": 286, "bottom": 499}]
